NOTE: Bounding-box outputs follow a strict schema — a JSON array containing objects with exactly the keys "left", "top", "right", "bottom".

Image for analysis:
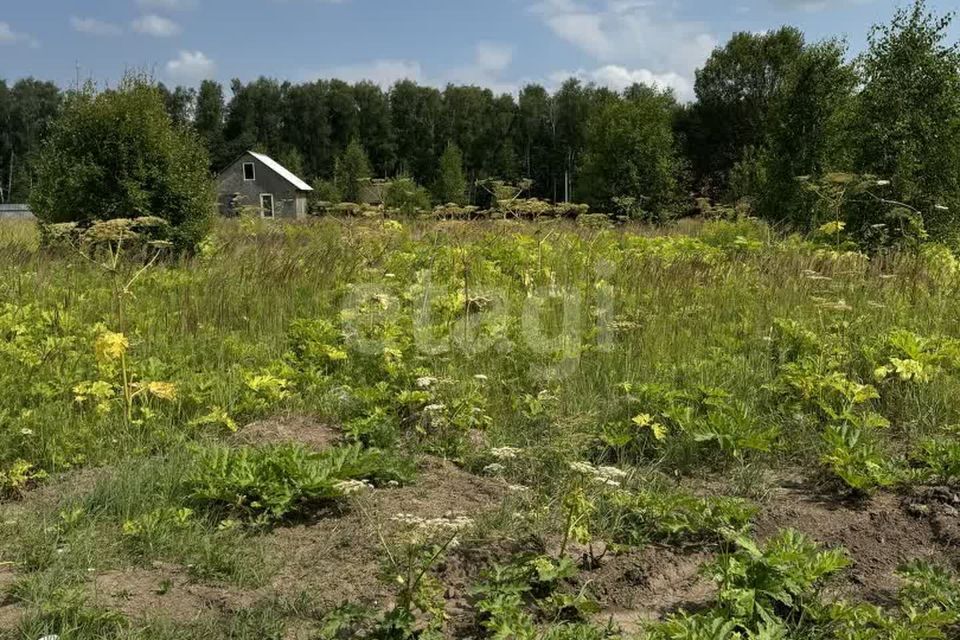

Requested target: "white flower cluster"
[
  {"left": 483, "top": 463, "right": 506, "bottom": 475},
  {"left": 490, "top": 446, "right": 523, "bottom": 460},
  {"left": 334, "top": 479, "right": 373, "bottom": 495},
  {"left": 423, "top": 403, "right": 446, "bottom": 413},
  {"left": 416, "top": 376, "right": 438, "bottom": 389},
  {"left": 569, "top": 461, "right": 628, "bottom": 488},
  {"left": 390, "top": 512, "right": 474, "bottom": 544}
]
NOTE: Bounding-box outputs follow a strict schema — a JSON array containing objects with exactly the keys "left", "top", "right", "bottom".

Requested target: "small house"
[
  {"left": 216, "top": 151, "right": 313, "bottom": 219},
  {"left": 0, "top": 204, "right": 35, "bottom": 220}
]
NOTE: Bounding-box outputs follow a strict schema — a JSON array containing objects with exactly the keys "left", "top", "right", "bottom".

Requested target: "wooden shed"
[{"left": 216, "top": 151, "right": 313, "bottom": 219}]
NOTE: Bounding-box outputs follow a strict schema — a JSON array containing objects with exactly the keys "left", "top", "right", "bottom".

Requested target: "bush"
[
  {"left": 184, "top": 442, "right": 410, "bottom": 523},
  {"left": 384, "top": 177, "right": 432, "bottom": 215},
  {"left": 30, "top": 74, "right": 215, "bottom": 251}
]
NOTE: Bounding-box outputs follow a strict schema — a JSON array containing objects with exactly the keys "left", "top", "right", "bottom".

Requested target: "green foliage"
[
  {"left": 650, "top": 530, "right": 848, "bottom": 637},
  {"left": 0, "top": 459, "right": 47, "bottom": 498},
  {"left": 710, "top": 529, "right": 850, "bottom": 627},
  {"left": 595, "top": 486, "right": 756, "bottom": 547},
  {"left": 30, "top": 74, "right": 215, "bottom": 251},
  {"left": 855, "top": 0, "right": 960, "bottom": 244},
  {"left": 769, "top": 319, "right": 900, "bottom": 492},
  {"left": 687, "top": 27, "right": 806, "bottom": 193},
  {"left": 602, "top": 383, "right": 779, "bottom": 468},
  {"left": 384, "top": 177, "right": 432, "bottom": 215},
  {"left": 0, "top": 78, "right": 61, "bottom": 203},
  {"left": 472, "top": 554, "right": 600, "bottom": 640},
  {"left": 580, "top": 85, "right": 680, "bottom": 219},
  {"left": 912, "top": 437, "right": 960, "bottom": 485},
  {"left": 759, "top": 41, "right": 857, "bottom": 225},
  {"left": 310, "top": 177, "right": 343, "bottom": 209},
  {"left": 14, "top": 583, "right": 127, "bottom": 639},
  {"left": 184, "top": 442, "right": 407, "bottom": 523},
  {"left": 335, "top": 139, "right": 373, "bottom": 203},
  {"left": 826, "top": 561, "right": 960, "bottom": 639},
  {"left": 433, "top": 142, "right": 467, "bottom": 205}
]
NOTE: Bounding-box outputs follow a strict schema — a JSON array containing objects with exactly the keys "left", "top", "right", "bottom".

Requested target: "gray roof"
[{"left": 248, "top": 152, "right": 313, "bottom": 192}]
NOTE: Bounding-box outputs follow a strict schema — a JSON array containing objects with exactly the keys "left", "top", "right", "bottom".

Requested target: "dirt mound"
[
  {"left": 92, "top": 564, "right": 256, "bottom": 622},
  {"left": 584, "top": 547, "right": 716, "bottom": 633},
  {"left": 235, "top": 414, "right": 341, "bottom": 450},
  {"left": 755, "top": 483, "right": 955, "bottom": 603},
  {"left": 903, "top": 486, "right": 960, "bottom": 548},
  {"left": 265, "top": 457, "right": 510, "bottom": 610}
]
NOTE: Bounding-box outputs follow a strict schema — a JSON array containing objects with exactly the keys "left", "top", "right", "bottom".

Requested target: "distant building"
[
  {"left": 216, "top": 151, "right": 313, "bottom": 219},
  {"left": 0, "top": 204, "right": 35, "bottom": 220}
]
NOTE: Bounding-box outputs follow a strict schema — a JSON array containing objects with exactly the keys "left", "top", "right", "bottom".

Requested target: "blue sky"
[{"left": 1, "top": 1, "right": 957, "bottom": 100}]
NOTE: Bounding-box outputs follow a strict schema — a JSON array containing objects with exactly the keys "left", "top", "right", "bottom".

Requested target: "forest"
[{"left": 1, "top": 1, "right": 959, "bottom": 244}]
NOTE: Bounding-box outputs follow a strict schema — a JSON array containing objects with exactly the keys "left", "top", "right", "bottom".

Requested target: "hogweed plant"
[
  {"left": 375, "top": 512, "right": 474, "bottom": 638},
  {"left": 73, "top": 329, "right": 177, "bottom": 426}
]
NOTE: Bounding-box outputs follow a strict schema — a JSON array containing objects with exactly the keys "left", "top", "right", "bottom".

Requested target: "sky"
[{"left": 1, "top": 0, "right": 957, "bottom": 101}]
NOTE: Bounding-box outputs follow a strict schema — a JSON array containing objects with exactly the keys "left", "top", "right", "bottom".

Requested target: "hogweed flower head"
[
  {"left": 415, "top": 376, "right": 438, "bottom": 389},
  {"left": 335, "top": 479, "right": 373, "bottom": 495},
  {"left": 490, "top": 446, "right": 522, "bottom": 460},
  {"left": 390, "top": 512, "right": 474, "bottom": 545}
]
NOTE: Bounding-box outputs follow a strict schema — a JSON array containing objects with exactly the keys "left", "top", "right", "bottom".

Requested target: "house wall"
[
  {"left": 216, "top": 153, "right": 305, "bottom": 219},
  {"left": 0, "top": 205, "right": 35, "bottom": 220}
]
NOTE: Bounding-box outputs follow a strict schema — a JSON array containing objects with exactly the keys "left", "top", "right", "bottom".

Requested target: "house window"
[
  {"left": 260, "top": 194, "right": 275, "bottom": 218},
  {"left": 243, "top": 162, "right": 256, "bottom": 181}
]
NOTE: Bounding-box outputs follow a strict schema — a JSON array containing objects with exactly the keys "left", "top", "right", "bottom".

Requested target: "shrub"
[
  {"left": 384, "top": 177, "right": 432, "bottom": 215},
  {"left": 184, "top": 442, "right": 409, "bottom": 523},
  {"left": 30, "top": 73, "right": 215, "bottom": 251}
]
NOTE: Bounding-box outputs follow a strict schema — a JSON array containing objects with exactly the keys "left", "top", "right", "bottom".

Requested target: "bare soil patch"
[
  {"left": 234, "top": 414, "right": 342, "bottom": 450},
  {"left": 754, "top": 481, "right": 959, "bottom": 604},
  {"left": 903, "top": 485, "right": 960, "bottom": 548},
  {"left": 92, "top": 563, "right": 257, "bottom": 623},
  {"left": 0, "top": 564, "right": 21, "bottom": 632},
  {"left": 584, "top": 547, "right": 716, "bottom": 633},
  {"left": 264, "top": 457, "right": 510, "bottom": 611}
]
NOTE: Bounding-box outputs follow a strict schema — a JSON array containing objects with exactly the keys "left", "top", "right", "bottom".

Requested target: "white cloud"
[
  {"left": 71, "top": 17, "right": 123, "bottom": 36},
  {"left": 439, "top": 42, "right": 519, "bottom": 94},
  {"left": 530, "top": 0, "right": 715, "bottom": 86},
  {"left": 136, "top": 0, "right": 196, "bottom": 10},
  {"left": 474, "top": 41, "right": 514, "bottom": 73},
  {"left": 165, "top": 50, "right": 216, "bottom": 83},
  {"left": 549, "top": 65, "right": 694, "bottom": 100},
  {"left": 0, "top": 22, "right": 39, "bottom": 48},
  {"left": 304, "top": 59, "right": 424, "bottom": 87},
  {"left": 132, "top": 14, "right": 182, "bottom": 37}
]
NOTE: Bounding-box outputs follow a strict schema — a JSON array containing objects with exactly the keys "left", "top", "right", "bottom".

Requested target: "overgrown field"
[{"left": 1, "top": 217, "right": 960, "bottom": 639}]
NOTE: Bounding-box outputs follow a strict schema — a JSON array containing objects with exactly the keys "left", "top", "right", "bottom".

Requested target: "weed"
[{"left": 185, "top": 442, "right": 410, "bottom": 524}]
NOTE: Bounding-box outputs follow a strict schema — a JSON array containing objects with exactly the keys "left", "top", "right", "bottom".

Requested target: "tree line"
[{"left": 2, "top": 0, "right": 959, "bottom": 243}]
